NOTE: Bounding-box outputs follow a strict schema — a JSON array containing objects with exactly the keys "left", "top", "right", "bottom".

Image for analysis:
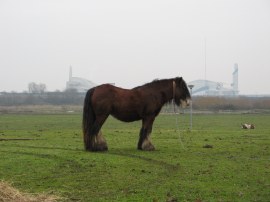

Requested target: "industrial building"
[
  {"left": 66, "top": 67, "right": 96, "bottom": 92},
  {"left": 188, "top": 64, "right": 239, "bottom": 96},
  {"left": 66, "top": 64, "right": 239, "bottom": 96}
]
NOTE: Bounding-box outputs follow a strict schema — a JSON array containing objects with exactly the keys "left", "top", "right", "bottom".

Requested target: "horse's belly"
[{"left": 111, "top": 111, "right": 141, "bottom": 122}]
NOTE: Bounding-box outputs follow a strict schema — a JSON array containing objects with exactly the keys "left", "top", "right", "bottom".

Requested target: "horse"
[{"left": 82, "top": 77, "right": 191, "bottom": 152}]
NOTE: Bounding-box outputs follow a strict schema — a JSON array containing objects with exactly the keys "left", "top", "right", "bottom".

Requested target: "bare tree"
[{"left": 28, "top": 83, "right": 47, "bottom": 94}]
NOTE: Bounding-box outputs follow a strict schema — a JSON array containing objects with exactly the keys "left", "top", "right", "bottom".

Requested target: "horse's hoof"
[
  {"left": 86, "top": 143, "right": 108, "bottom": 152},
  {"left": 140, "top": 138, "right": 155, "bottom": 151},
  {"left": 143, "top": 145, "right": 155, "bottom": 151},
  {"left": 141, "top": 143, "right": 155, "bottom": 151},
  {"left": 88, "top": 147, "right": 108, "bottom": 152},
  {"left": 95, "top": 146, "right": 108, "bottom": 152}
]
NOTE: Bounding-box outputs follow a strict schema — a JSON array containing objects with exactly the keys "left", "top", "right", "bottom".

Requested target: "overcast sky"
[{"left": 0, "top": 0, "right": 270, "bottom": 94}]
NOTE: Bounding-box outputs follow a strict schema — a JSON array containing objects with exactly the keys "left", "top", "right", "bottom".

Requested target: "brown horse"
[{"left": 82, "top": 77, "right": 191, "bottom": 152}]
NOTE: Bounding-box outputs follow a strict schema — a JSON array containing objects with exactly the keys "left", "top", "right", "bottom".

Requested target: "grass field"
[{"left": 0, "top": 112, "right": 269, "bottom": 201}]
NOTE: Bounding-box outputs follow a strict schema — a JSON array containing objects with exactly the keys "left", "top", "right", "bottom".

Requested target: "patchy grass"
[
  {"left": 0, "top": 181, "right": 60, "bottom": 202},
  {"left": 0, "top": 113, "right": 269, "bottom": 201}
]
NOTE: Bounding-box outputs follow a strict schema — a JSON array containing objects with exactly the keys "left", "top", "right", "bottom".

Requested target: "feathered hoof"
[
  {"left": 85, "top": 141, "right": 108, "bottom": 152},
  {"left": 89, "top": 144, "right": 108, "bottom": 152},
  {"left": 138, "top": 139, "right": 155, "bottom": 151},
  {"left": 85, "top": 132, "right": 108, "bottom": 152}
]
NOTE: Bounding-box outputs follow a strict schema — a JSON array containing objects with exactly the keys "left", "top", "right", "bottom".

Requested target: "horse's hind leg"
[
  {"left": 93, "top": 130, "right": 107, "bottom": 151},
  {"left": 138, "top": 117, "right": 155, "bottom": 151},
  {"left": 88, "top": 115, "right": 108, "bottom": 152}
]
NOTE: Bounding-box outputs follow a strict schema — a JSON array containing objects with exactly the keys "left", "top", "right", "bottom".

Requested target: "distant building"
[
  {"left": 66, "top": 67, "right": 96, "bottom": 93},
  {"left": 188, "top": 64, "right": 239, "bottom": 96}
]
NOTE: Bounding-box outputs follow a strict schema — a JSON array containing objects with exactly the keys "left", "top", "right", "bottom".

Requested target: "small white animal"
[{"left": 241, "top": 123, "right": 255, "bottom": 129}]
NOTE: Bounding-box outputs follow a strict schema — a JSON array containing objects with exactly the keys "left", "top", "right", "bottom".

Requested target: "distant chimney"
[
  {"left": 232, "top": 63, "right": 238, "bottom": 95},
  {"left": 69, "top": 66, "right": 72, "bottom": 81}
]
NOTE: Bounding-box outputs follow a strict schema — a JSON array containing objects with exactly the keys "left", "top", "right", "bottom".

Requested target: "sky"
[{"left": 0, "top": 0, "right": 270, "bottom": 94}]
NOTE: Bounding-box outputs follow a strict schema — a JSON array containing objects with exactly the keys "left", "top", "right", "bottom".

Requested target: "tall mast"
[{"left": 204, "top": 37, "right": 207, "bottom": 95}]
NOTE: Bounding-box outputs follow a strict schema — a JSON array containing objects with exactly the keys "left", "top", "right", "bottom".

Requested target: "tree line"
[
  {"left": 0, "top": 91, "right": 85, "bottom": 106},
  {"left": 0, "top": 92, "right": 270, "bottom": 111}
]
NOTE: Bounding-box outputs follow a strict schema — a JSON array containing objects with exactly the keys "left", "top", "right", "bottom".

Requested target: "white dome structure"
[{"left": 66, "top": 67, "right": 96, "bottom": 92}]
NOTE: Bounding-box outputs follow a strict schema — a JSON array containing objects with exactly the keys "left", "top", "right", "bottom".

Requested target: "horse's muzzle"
[
  {"left": 180, "top": 98, "right": 191, "bottom": 108},
  {"left": 186, "top": 98, "right": 191, "bottom": 107}
]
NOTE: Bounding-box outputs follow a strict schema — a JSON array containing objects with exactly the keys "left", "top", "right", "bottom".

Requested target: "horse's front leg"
[{"left": 137, "top": 116, "right": 155, "bottom": 151}]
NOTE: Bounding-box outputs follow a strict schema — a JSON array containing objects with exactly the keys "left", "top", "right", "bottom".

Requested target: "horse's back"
[
  {"left": 91, "top": 84, "right": 143, "bottom": 122},
  {"left": 92, "top": 84, "right": 132, "bottom": 101}
]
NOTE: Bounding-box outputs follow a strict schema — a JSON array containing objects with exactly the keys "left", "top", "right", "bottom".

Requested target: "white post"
[{"left": 188, "top": 85, "right": 194, "bottom": 130}]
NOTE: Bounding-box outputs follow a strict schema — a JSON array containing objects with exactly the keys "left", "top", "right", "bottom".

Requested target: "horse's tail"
[{"left": 82, "top": 87, "right": 96, "bottom": 150}]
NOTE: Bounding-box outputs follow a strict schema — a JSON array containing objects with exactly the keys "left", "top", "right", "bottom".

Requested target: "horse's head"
[{"left": 173, "top": 77, "right": 191, "bottom": 108}]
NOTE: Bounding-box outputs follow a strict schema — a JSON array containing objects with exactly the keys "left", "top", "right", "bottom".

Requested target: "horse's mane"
[{"left": 133, "top": 78, "right": 174, "bottom": 90}]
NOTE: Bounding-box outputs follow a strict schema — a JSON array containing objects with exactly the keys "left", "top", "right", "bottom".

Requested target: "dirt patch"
[
  {"left": 203, "top": 144, "right": 213, "bottom": 148},
  {"left": 0, "top": 181, "right": 61, "bottom": 202}
]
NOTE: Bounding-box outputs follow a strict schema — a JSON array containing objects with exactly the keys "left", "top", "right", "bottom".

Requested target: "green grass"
[{"left": 0, "top": 113, "right": 269, "bottom": 201}]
